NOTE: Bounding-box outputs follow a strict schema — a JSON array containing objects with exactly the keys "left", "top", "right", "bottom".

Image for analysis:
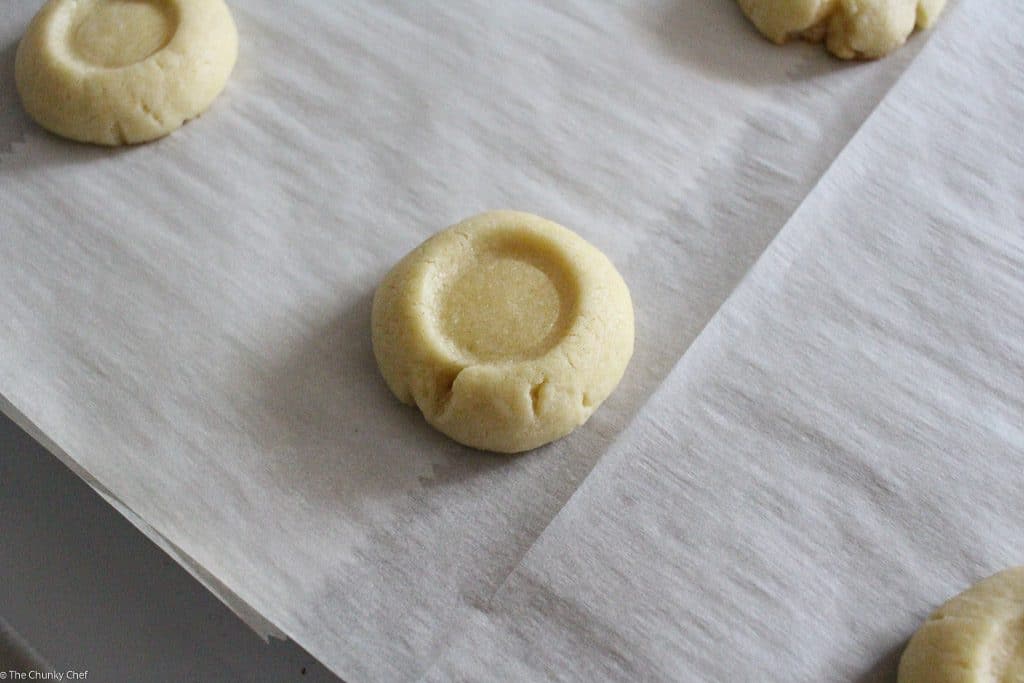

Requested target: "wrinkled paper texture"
[
  {"left": 0, "top": 0, "right": 959, "bottom": 680},
  {"left": 422, "top": 1, "right": 1024, "bottom": 680}
]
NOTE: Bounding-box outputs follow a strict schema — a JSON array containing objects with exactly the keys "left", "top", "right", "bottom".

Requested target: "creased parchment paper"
[
  {"left": 421, "top": 1, "right": 1024, "bottom": 680},
  {"left": 0, "top": 1, "right": 941, "bottom": 679}
]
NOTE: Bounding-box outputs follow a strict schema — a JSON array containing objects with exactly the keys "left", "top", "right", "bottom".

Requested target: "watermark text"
[{"left": 1, "top": 672, "right": 88, "bottom": 681}]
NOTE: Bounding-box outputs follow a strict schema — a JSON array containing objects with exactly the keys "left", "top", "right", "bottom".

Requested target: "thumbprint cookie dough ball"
[
  {"left": 15, "top": 0, "right": 238, "bottom": 145},
  {"left": 898, "top": 566, "right": 1024, "bottom": 683},
  {"left": 372, "top": 211, "right": 634, "bottom": 454},
  {"left": 737, "top": 0, "right": 946, "bottom": 59}
]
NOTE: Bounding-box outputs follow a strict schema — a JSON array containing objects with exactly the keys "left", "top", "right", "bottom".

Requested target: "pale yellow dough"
[
  {"left": 372, "top": 211, "right": 634, "bottom": 453},
  {"left": 898, "top": 566, "right": 1024, "bottom": 683},
  {"left": 16, "top": 0, "right": 238, "bottom": 145},
  {"left": 737, "top": 0, "right": 946, "bottom": 59}
]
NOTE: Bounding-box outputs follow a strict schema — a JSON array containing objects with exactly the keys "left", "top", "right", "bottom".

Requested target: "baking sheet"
[
  {"left": 422, "top": 1, "right": 1024, "bottom": 679},
  {"left": 0, "top": 1, "right": 939, "bottom": 680}
]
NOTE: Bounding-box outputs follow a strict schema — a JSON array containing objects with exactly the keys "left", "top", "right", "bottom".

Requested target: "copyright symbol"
[{"left": 1, "top": 670, "right": 8, "bottom": 679}]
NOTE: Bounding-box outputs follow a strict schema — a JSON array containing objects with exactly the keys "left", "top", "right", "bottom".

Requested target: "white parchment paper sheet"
[
  {"left": 0, "top": 1, "right": 939, "bottom": 680},
  {"left": 422, "top": 1, "right": 1024, "bottom": 680}
]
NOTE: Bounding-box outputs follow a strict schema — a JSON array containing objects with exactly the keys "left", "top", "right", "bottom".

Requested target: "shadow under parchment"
[{"left": 0, "top": 410, "right": 342, "bottom": 682}]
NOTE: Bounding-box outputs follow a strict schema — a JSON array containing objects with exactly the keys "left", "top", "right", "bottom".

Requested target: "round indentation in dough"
[
  {"left": 15, "top": 0, "right": 238, "bottom": 145},
  {"left": 435, "top": 234, "right": 578, "bottom": 362},
  {"left": 70, "top": 1, "right": 176, "bottom": 68},
  {"left": 898, "top": 566, "right": 1024, "bottom": 683},
  {"left": 736, "top": 0, "right": 946, "bottom": 59},
  {"left": 372, "top": 211, "right": 634, "bottom": 453}
]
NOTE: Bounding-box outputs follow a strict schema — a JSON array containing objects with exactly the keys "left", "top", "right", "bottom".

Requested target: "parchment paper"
[
  {"left": 422, "top": 1, "right": 1024, "bottom": 679},
  {"left": 0, "top": 1, "right": 945, "bottom": 680}
]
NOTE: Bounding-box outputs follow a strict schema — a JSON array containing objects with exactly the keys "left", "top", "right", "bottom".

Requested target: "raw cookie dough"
[
  {"left": 737, "top": 0, "right": 946, "bottom": 59},
  {"left": 16, "top": 0, "right": 238, "bottom": 145},
  {"left": 372, "top": 211, "right": 634, "bottom": 453},
  {"left": 898, "top": 566, "right": 1024, "bottom": 683}
]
